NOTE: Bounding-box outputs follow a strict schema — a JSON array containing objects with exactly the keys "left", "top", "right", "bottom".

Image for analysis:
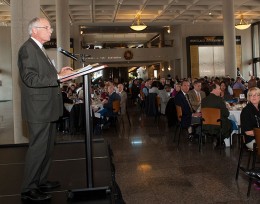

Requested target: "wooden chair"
[
  {"left": 233, "top": 89, "right": 243, "bottom": 98},
  {"left": 245, "top": 128, "right": 260, "bottom": 197},
  {"left": 235, "top": 134, "right": 254, "bottom": 179},
  {"left": 235, "top": 133, "right": 256, "bottom": 197},
  {"left": 112, "top": 100, "right": 121, "bottom": 133},
  {"left": 175, "top": 105, "right": 183, "bottom": 148},
  {"left": 200, "top": 108, "right": 224, "bottom": 152},
  {"left": 175, "top": 105, "right": 202, "bottom": 150}
]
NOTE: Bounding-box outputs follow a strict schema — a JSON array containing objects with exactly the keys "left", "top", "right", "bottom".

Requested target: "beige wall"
[{"left": 175, "top": 22, "right": 252, "bottom": 79}]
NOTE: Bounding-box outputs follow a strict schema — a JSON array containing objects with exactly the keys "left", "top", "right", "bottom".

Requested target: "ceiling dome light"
[
  {"left": 235, "top": 15, "right": 251, "bottom": 30},
  {"left": 130, "top": 14, "right": 147, "bottom": 31}
]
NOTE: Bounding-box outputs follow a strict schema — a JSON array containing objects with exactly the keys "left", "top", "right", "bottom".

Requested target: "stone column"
[
  {"left": 11, "top": 0, "right": 40, "bottom": 143},
  {"left": 56, "top": 0, "right": 70, "bottom": 70},
  {"left": 223, "top": 0, "right": 237, "bottom": 78}
]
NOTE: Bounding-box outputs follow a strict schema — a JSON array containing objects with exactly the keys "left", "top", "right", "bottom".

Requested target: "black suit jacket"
[
  {"left": 201, "top": 93, "right": 231, "bottom": 138},
  {"left": 18, "top": 38, "right": 63, "bottom": 123},
  {"left": 174, "top": 91, "right": 192, "bottom": 128}
]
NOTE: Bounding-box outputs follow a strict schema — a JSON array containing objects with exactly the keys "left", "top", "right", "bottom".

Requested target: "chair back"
[
  {"left": 233, "top": 89, "right": 243, "bottom": 98},
  {"left": 253, "top": 128, "right": 260, "bottom": 155},
  {"left": 112, "top": 100, "right": 120, "bottom": 113},
  {"left": 156, "top": 96, "right": 161, "bottom": 108},
  {"left": 175, "top": 105, "right": 182, "bottom": 122},
  {"left": 201, "top": 108, "right": 221, "bottom": 125}
]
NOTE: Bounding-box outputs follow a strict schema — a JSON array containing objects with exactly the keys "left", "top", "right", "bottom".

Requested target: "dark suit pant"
[{"left": 21, "top": 121, "right": 56, "bottom": 192}]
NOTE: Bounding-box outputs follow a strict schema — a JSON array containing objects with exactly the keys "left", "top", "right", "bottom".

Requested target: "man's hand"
[{"left": 58, "top": 67, "right": 74, "bottom": 77}]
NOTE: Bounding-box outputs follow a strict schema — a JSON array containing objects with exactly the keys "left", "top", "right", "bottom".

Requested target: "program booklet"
[{"left": 59, "top": 63, "right": 107, "bottom": 82}]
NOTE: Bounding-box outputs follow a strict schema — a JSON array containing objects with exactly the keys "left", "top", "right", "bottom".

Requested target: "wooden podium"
[{"left": 59, "top": 64, "right": 115, "bottom": 202}]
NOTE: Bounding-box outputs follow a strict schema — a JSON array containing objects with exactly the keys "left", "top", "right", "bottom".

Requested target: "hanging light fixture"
[
  {"left": 235, "top": 15, "right": 251, "bottom": 30},
  {"left": 167, "top": 26, "right": 171, "bottom": 34},
  {"left": 168, "top": 61, "right": 171, "bottom": 71},
  {"left": 130, "top": 14, "right": 147, "bottom": 31}
]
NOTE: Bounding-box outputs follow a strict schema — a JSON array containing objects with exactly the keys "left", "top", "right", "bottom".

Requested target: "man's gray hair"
[{"left": 28, "top": 17, "right": 49, "bottom": 36}]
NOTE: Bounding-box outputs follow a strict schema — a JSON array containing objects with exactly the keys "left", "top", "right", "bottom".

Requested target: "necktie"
[
  {"left": 196, "top": 92, "right": 200, "bottom": 102},
  {"left": 185, "top": 94, "right": 193, "bottom": 112},
  {"left": 42, "top": 47, "right": 53, "bottom": 65}
]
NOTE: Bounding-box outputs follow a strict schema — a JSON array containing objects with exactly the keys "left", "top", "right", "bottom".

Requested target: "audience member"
[
  {"left": 118, "top": 83, "right": 127, "bottom": 115},
  {"left": 241, "top": 87, "right": 260, "bottom": 149},
  {"left": 142, "top": 79, "right": 151, "bottom": 97},
  {"left": 158, "top": 84, "right": 171, "bottom": 114},
  {"left": 233, "top": 76, "right": 246, "bottom": 91},
  {"left": 149, "top": 81, "right": 159, "bottom": 94},
  {"left": 187, "top": 80, "right": 206, "bottom": 112},
  {"left": 99, "top": 85, "right": 121, "bottom": 128},
  {"left": 220, "top": 81, "right": 233, "bottom": 101},
  {"left": 201, "top": 83, "right": 232, "bottom": 148},
  {"left": 248, "top": 76, "right": 257, "bottom": 89},
  {"left": 174, "top": 80, "right": 201, "bottom": 137},
  {"left": 171, "top": 82, "right": 181, "bottom": 97}
]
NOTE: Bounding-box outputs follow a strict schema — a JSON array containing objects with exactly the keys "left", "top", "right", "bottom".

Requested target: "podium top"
[{"left": 59, "top": 63, "right": 108, "bottom": 82}]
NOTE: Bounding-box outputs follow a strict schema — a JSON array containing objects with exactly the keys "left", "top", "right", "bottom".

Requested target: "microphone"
[{"left": 58, "top": 47, "right": 78, "bottom": 61}]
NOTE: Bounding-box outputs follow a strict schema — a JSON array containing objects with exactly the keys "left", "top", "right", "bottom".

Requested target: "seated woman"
[
  {"left": 220, "top": 81, "right": 233, "bottom": 101},
  {"left": 170, "top": 82, "right": 181, "bottom": 97},
  {"left": 241, "top": 87, "right": 260, "bottom": 149}
]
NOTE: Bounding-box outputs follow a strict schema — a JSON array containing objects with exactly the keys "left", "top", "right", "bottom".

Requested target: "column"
[
  {"left": 56, "top": 0, "right": 70, "bottom": 70},
  {"left": 223, "top": 0, "right": 236, "bottom": 78},
  {"left": 11, "top": 0, "right": 40, "bottom": 143}
]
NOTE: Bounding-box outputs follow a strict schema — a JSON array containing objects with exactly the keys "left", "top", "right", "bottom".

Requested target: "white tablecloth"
[
  {"left": 225, "top": 109, "right": 241, "bottom": 147},
  {"left": 229, "top": 110, "right": 241, "bottom": 126}
]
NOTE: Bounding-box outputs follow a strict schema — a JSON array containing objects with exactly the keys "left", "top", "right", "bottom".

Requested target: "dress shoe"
[
  {"left": 39, "top": 181, "right": 60, "bottom": 190},
  {"left": 21, "top": 188, "right": 52, "bottom": 201},
  {"left": 245, "top": 169, "right": 260, "bottom": 179}
]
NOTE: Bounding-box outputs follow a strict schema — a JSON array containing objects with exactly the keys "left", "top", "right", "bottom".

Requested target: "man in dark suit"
[
  {"left": 18, "top": 17, "right": 74, "bottom": 201},
  {"left": 174, "top": 80, "right": 201, "bottom": 131},
  {"left": 201, "top": 83, "right": 232, "bottom": 148}
]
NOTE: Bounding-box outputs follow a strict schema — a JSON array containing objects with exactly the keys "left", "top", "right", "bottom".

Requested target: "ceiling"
[{"left": 1, "top": 0, "right": 260, "bottom": 46}]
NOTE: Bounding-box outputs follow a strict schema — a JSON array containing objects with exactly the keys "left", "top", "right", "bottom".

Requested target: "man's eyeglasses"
[{"left": 34, "top": 26, "right": 53, "bottom": 32}]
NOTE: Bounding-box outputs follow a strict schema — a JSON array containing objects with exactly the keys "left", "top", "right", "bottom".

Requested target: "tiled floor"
[{"left": 1, "top": 100, "right": 260, "bottom": 203}]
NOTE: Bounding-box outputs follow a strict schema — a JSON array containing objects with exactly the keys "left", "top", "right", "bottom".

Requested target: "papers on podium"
[{"left": 59, "top": 63, "right": 107, "bottom": 82}]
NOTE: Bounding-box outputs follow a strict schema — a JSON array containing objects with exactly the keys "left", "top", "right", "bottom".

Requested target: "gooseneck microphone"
[{"left": 58, "top": 47, "right": 78, "bottom": 61}]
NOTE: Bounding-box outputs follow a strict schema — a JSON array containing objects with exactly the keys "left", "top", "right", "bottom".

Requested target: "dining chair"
[
  {"left": 244, "top": 128, "right": 260, "bottom": 197},
  {"left": 236, "top": 128, "right": 260, "bottom": 197},
  {"left": 235, "top": 134, "right": 254, "bottom": 180},
  {"left": 175, "top": 105, "right": 183, "bottom": 148},
  {"left": 233, "top": 89, "right": 243, "bottom": 98},
  {"left": 112, "top": 100, "right": 121, "bottom": 133},
  {"left": 200, "top": 108, "right": 223, "bottom": 153}
]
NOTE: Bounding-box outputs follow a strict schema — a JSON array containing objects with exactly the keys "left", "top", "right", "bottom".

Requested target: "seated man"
[
  {"left": 174, "top": 80, "right": 201, "bottom": 138},
  {"left": 201, "top": 83, "right": 232, "bottom": 148},
  {"left": 117, "top": 83, "right": 127, "bottom": 115},
  {"left": 98, "top": 84, "right": 121, "bottom": 127},
  {"left": 187, "top": 80, "right": 206, "bottom": 112}
]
